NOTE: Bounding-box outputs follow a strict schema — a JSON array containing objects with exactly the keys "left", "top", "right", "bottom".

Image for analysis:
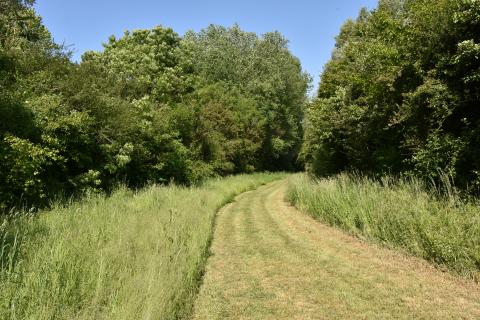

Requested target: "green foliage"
[
  {"left": 84, "top": 26, "right": 194, "bottom": 103},
  {"left": 0, "top": 0, "right": 71, "bottom": 208},
  {"left": 177, "top": 83, "right": 265, "bottom": 175},
  {"left": 288, "top": 173, "right": 480, "bottom": 278},
  {"left": 0, "top": 135, "right": 61, "bottom": 208},
  {"left": 304, "top": 0, "right": 480, "bottom": 192},
  {"left": 0, "top": 3, "right": 308, "bottom": 210},
  {"left": 184, "top": 25, "right": 310, "bottom": 171}
]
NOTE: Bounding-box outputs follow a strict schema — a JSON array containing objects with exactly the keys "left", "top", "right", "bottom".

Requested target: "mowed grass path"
[{"left": 193, "top": 180, "right": 480, "bottom": 319}]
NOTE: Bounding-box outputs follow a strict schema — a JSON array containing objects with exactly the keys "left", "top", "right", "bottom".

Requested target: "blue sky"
[{"left": 35, "top": 0, "right": 378, "bottom": 94}]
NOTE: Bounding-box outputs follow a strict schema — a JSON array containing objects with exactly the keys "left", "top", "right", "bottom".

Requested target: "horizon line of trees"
[
  {"left": 2, "top": 0, "right": 480, "bottom": 211},
  {"left": 0, "top": 0, "right": 310, "bottom": 210}
]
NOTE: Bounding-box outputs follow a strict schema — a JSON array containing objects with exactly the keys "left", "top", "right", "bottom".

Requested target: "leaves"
[
  {"left": 0, "top": 5, "right": 309, "bottom": 210},
  {"left": 304, "top": 0, "right": 480, "bottom": 193}
]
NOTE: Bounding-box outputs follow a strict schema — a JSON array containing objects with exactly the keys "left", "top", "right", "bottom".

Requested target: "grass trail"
[
  {"left": 193, "top": 180, "right": 480, "bottom": 319},
  {"left": 0, "top": 173, "right": 284, "bottom": 320}
]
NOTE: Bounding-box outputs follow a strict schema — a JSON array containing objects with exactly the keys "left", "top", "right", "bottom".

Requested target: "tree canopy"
[
  {"left": 0, "top": 1, "right": 309, "bottom": 210},
  {"left": 3, "top": 0, "right": 479, "bottom": 209},
  {"left": 302, "top": 0, "right": 480, "bottom": 193}
]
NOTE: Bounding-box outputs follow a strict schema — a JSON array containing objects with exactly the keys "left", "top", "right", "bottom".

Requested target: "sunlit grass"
[
  {"left": 0, "top": 173, "right": 285, "bottom": 320},
  {"left": 194, "top": 180, "right": 480, "bottom": 319},
  {"left": 287, "top": 173, "right": 480, "bottom": 279}
]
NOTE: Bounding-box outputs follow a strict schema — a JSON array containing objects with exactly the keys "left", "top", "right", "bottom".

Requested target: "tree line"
[
  {"left": 0, "top": 0, "right": 310, "bottom": 210},
  {"left": 3, "top": 0, "right": 479, "bottom": 210},
  {"left": 302, "top": 0, "right": 480, "bottom": 194}
]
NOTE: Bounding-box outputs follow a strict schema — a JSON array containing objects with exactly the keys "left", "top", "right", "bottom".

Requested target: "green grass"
[
  {"left": 193, "top": 180, "right": 480, "bottom": 319},
  {"left": 287, "top": 173, "right": 480, "bottom": 279},
  {"left": 0, "top": 172, "right": 285, "bottom": 320}
]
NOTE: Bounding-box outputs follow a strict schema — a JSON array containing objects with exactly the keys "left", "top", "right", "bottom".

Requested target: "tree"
[
  {"left": 184, "top": 25, "right": 310, "bottom": 171},
  {"left": 304, "top": 0, "right": 480, "bottom": 193},
  {"left": 0, "top": 5, "right": 310, "bottom": 210}
]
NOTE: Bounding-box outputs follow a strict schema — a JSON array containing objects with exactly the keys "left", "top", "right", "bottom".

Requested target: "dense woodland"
[
  {"left": 1, "top": 0, "right": 480, "bottom": 211},
  {"left": 0, "top": 0, "right": 309, "bottom": 210},
  {"left": 302, "top": 0, "right": 480, "bottom": 194}
]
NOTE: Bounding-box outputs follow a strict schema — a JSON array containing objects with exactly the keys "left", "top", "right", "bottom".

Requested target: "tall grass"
[
  {"left": 287, "top": 173, "right": 480, "bottom": 279},
  {"left": 0, "top": 173, "right": 284, "bottom": 320}
]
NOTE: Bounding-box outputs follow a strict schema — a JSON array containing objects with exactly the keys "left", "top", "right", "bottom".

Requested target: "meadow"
[
  {"left": 287, "top": 173, "right": 480, "bottom": 279},
  {"left": 0, "top": 173, "right": 284, "bottom": 320}
]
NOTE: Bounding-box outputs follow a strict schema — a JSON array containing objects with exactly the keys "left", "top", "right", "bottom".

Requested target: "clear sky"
[{"left": 34, "top": 0, "right": 378, "bottom": 94}]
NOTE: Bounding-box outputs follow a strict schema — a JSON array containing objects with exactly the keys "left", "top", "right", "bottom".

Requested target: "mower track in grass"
[{"left": 193, "top": 180, "right": 480, "bottom": 319}]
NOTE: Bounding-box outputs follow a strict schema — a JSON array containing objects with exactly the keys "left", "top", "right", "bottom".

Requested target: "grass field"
[
  {"left": 193, "top": 180, "right": 480, "bottom": 319},
  {"left": 0, "top": 173, "right": 284, "bottom": 320},
  {"left": 287, "top": 173, "right": 480, "bottom": 279}
]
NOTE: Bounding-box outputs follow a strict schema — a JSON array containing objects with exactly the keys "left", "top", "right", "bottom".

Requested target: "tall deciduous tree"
[
  {"left": 303, "top": 0, "right": 480, "bottom": 193},
  {"left": 0, "top": 4, "right": 310, "bottom": 210}
]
